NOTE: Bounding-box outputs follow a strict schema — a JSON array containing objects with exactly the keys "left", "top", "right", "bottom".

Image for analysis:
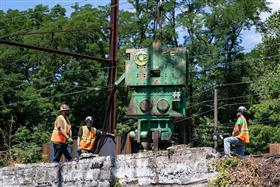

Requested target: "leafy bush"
[
  {"left": 116, "top": 120, "right": 137, "bottom": 136},
  {"left": 193, "top": 116, "right": 214, "bottom": 147},
  {"left": 11, "top": 144, "right": 42, "bottom": 164},
  {"left": 10, "top": 125, "right": 50, "bottom": 164},
  {"left": 246, "top": 124, "right": 280, "bottom": 154},
  {"left": 0, "top": 155, "right": 9, "bottom": 167},
  {"left": 210, "top": 157, "right": 239, "bottom": 187},
  {"left": 110, "top": 178, "right": 122, "bottom": 187}
]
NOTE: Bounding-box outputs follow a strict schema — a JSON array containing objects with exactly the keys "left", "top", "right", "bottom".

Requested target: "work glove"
[{"left": 67, "top": 137, "right": 73, "bottom": 144}]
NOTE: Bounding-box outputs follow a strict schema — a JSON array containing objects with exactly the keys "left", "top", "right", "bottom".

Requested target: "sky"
[
  {"left": 241, "top": 0, "right": 280, "bottom": 52},
  {"left": 0, "top": 0, "right": 133, "bottom": 12},
  {"left": 0, "top": 0, "right": 279, "bottom": 52}
]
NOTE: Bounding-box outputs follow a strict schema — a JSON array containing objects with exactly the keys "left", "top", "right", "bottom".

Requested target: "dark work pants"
[{"left": 52, "top": 143, "right": 72, "bottom": 162}]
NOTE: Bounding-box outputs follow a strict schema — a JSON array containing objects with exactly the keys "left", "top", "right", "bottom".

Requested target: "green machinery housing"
[{"left": 124, "top": 43, "right": 188, "bottom": 149}]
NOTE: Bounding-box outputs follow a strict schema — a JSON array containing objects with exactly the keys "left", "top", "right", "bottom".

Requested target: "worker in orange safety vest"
[
  {"left": 224, "top": 106, "right": 250, "bottom": 156},
  {"left": 77, "top": 116, "right": 114, "bottom": 154},
  {"left": 51, "top": 104, "right": 73, "bottom": 162}
]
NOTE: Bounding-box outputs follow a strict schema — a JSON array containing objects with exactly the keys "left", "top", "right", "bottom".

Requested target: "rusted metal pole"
[
  {"left": 108, "top": 0, "right": 119, "bottom": 134},
  {"left": 0, "top": 39, "right": 111, "bottom": 63}
]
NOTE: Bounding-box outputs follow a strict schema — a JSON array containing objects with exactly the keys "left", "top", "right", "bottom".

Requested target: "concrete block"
[{"left": 0, "top": 146, "right": 219, "bottom": 187}]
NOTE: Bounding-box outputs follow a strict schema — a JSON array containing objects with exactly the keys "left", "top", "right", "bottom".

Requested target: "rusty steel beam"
[
  {"left": 0, "top": 39, "right": 111, "bottom": 63},
  {"left": 107, "top": 0, "right": 119, "bottom": 134}
]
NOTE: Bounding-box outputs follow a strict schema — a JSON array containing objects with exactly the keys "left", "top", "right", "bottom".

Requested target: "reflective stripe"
[
  {"left": 79, "top": 126, "right": 96, "bottom": 151},
  {"left": 51, "top": 115, "right": 72, "bottom": 144},
  {"left": 236, "top": 115, "right": 250, "bottom": 143}
]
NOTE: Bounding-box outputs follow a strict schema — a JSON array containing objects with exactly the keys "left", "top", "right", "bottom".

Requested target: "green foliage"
[
  {"left": 0, "top": 152, "right": 9, "bottom": 167},
  {"left": 0, "top": 4, "right": 111, "bottom": 163},
  {"left": 11, "top": 126, "right": 50, "bottom": 164},
  {"left": 116, "top": 120, "right": 137, "bottom": 136},
  {"left": 245, "top": 10, "right": 280, "bottom": 155},
  {"left": 250, "top": 99, "right": 280, "bottom": 123},
  {"left": 110, "top": 177, "right": 121, "bottom": 187},
  {"left": 193, "top": 116, "right": 214, "bottom": 147},
  {"left": 174, "top": 0, "right": 269, "bottom": 126},
  {"left": 210, "top": 157, "right": 239, "bottom": 187},
  {"left": 0, "top": 159, "right": 4, "bottom": 167},
  {"left": 11, "top": 144, "right": 42, "bottom": 164},
  {"left": 246, "top": 124, "right": 280, "bottom": 154},
  {"left": 0, "top": 0, "right": 276, "bottom": 163}
]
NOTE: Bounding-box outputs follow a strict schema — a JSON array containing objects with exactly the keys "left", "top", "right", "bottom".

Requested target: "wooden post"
[
  {"left": 152, "top": 131, "right": 160, "bottom": 151},
  {"left": 214, "top": 88, "right": 218, "bottom": 149},
  {"left": 269, "top": 144, "right": 280, "bottom": 155},
  {"left": 42, "top": 143, "right": 51, "bottom": 162}
]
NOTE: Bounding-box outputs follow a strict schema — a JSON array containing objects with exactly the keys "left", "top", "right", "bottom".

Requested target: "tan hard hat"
[{"left": 60, "top": 104, "right": 70, "bottom": 112}]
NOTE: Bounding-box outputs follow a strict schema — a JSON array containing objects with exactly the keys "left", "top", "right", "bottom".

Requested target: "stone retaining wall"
[{"left": 0, "top": 146, "right": 219, "bottom": 187}]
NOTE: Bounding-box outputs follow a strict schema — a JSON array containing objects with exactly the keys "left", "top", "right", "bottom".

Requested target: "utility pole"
[
  {"left": 187, "top": 57, "right": 194, "bottom": 145},
  {"left": 8, "top": 116, "right": 16, "bottom": 160},
  {"left": 214, "top": 88, "right": 218, "bottom": 149},
  {"left": 108, "top": 0, "right": 119, "bottom": 134}
]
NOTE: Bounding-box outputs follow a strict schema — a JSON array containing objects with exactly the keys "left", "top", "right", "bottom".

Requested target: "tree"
[
  {"left": 176, "top": 0, "right": 268, "bottom": 123},
  {"left": 0, "top": 1, "right": 274, "bottom": 163},
  {"left": 248, "top": 10, "right": 280, "bottom": 126},
  {"left": 0, "top": 4, "right": 111, "bottom": 164}
]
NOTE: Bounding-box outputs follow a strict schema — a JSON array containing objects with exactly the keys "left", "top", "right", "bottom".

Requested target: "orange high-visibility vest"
[
  {"left": 51, "top": 115, "right": 72, "bottom": 144},
  {"left": 79, "top": 126, "right": 96, "bottom": 151},
  {"left": 235, "top": 115, "right": 250, "bottom": 143}
]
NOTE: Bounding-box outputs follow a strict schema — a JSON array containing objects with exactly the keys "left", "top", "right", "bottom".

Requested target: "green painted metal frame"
[{"left": 125, "top": 45, "right": 188, "bottom": 144}]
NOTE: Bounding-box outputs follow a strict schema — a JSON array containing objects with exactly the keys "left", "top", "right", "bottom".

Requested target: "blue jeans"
[
  {"left": 52, "top": 143, "right": 72, "bottom": 162},
  {"left": 224, "top": 137, "right": 245, "bottom": 156}
]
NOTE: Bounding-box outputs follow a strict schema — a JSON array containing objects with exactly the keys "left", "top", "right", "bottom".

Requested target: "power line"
[
  {"left": 0, "top": 52, "right": 273, "bottom": 93},
  {"left": 0, "top": 28, "right": 107, "bottom": 39},
  {"left": 61, "top": 0, "right": 88, "bottom": 7},
  {"left": 176, "top": 100, "right": 261, "bottom": 124},
  {"left": 0, "top": 80, "right": 266, "bottom": 112},
  {"left": 186, "top": 86, "right": 214, "bottom": 100},
  {"left": 217, "top": 81, "right": 252, "bottom": 87},
  {"left": 0, "top": 77, "right": 128, "bottom": 101},
  {"left": 192, "top": 53, "right": 280, "bottom": 74},
  {"left": 219, "top": 94, "right": 260, "bottom": 102},
  {"left": 175, "top": 108, "right": 214, "bottom": 124},
  {"left": 1, "top": 0, "right": 88, "bottom": 23},
  {"left": 0, "top": 86, "right": 107, "bottom": 108},
  {"left": 218, "top": 101, "right": 253, "bottom": 109},
  {"left": 220, "top": 118, "right": 280, "bottom": 126},
  {"left": 188, "top": 88, "right": 280, "bottom": 113},
  {"left": 186, "top": 41, "right": 280, "bottom": 60},
  {"left": 2, "top": 0, "right": 130, "bottom": 24},
  {"left": 251, "top": 120, "right": 280, "bottom": 125},
  {"left": 0, "top": 81, "right": 130, "bottom": 112},
  {"left": 188, "top": 94, "right": 256, "bottom": 109},
  {"left": 0, "top": 65, "right": 122, "bottom": 90},
  {"left": 186, "top": 81, "right": 252, "bottom": 101},
  {"left": 0, "top": 66, "right": 129, "bottom": 98}
]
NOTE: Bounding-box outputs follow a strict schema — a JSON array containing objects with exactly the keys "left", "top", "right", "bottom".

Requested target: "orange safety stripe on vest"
[
  {"left": 79, "top": 126, "right": 96, "bottom": 151},
  {"left": 51, "top": 115, "right": 72, "bottom": 144},
  {"left": 235, "top": 115, "right": 250, "bottom": 143}
]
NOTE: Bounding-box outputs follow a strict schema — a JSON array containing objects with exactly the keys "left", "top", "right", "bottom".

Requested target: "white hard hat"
[
  {"left": 237, "top": 106, "right": 246, "bottom": 113},
  {"left": 85, "top": 116, "right": 94, "bottom": 123},
  {"left": 60, "top": 104, "right": 70, "bottom": 112}
]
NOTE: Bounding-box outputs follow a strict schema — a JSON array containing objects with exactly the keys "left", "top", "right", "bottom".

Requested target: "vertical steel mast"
[{"left": 108, "top": 0, "right": 119, "bottom": 134}]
